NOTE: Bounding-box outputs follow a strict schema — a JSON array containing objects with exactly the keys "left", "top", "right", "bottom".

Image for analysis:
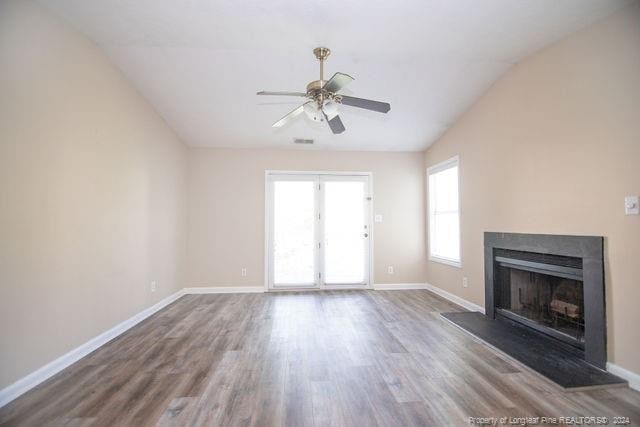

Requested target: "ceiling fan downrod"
[
  {"left": 313, "top": 47, "right": 330, "bottom": 84},
  {"left": 312, "top": 47, "right": 331, "bottom": 106}
]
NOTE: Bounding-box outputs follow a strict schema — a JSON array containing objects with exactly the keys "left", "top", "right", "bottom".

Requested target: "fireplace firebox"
[
  {"left": 495, "top": 249, "right": 585, "bottom": 348},
  {"left": 485, "top": 233, "right": 606, "bottom": 368}
]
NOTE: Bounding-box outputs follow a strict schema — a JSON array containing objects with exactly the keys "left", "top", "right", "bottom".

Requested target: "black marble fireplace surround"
[{"left": 484, "top": 232, "right": 606, "bottom": 369}]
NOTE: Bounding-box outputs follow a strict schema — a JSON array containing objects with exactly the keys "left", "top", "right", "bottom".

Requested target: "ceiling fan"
[{"left": 257, "top": 47, "right": 391, "bottom": 134}]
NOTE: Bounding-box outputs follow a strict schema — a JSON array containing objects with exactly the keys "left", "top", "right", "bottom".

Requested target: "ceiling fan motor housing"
[{"left": 306, "top": 80, "right": 324, "bottom": 94}]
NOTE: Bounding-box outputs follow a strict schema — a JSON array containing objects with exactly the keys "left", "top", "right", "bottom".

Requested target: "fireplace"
[{"left": 485, "top": 233, "right": 606, "bottom": 368}]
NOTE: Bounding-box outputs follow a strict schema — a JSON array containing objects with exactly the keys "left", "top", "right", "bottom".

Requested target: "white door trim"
[{"left": 264, "top": 170, "right": 374, "bottom": 292}]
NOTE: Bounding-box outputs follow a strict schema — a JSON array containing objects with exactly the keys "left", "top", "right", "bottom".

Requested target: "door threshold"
[{"left": 268, "top": 285, "right": 372, "bottom": 293}]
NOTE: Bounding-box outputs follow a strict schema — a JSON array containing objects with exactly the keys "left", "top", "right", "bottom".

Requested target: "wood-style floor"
[{"left": 1, "top": 290, "right": 639, "bottom": 426}]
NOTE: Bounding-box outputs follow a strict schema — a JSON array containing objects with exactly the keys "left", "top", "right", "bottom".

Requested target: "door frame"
[{"left": 264, "top": 170, "right": 374, "bottom": 292}]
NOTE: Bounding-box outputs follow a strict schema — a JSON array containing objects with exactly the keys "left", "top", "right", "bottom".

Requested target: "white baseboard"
[
  {"left": 183, "top": 286, "right": 265, "bottom": 294},
  {"left": 373, "top": 283, "right": 430, "bottom": 290},
  {"left": 424, "top": 282, "right": 485, "bottom": 314},
  {"left": 607, "top": 362, "right": 640, "bottom": 391},
  {"left": 0, "top": 289, "right": 186, "bottom": 408}
]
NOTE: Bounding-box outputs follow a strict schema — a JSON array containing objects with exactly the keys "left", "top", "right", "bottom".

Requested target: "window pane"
[
  {"left": 430, "top": 212, "right": 459, "bottom": 261},
  {"left": 429, "top": 160, "right": 460, "bottom": 263},
  {"left": 323, "top": 181, "right": 366, "bottom": 284},
  {"left": 273, "top": 181, "right": 315, "bottom": 284},
  {"left": 434, "top": 166, "right": 458, "bottom": 212}
]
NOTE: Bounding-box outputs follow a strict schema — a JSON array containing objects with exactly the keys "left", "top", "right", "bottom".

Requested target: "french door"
[{"left": 266, "top": 172, "right": 371, "bottom": 290}]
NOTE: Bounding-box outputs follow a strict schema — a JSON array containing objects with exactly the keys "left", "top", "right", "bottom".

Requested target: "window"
[{"left": 427, "top": 156, "right": 460, "bottom": 267}]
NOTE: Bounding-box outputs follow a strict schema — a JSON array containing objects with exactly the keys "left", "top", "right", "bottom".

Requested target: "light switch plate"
[
  {"left": 374, "top": 214, "right": 383, "bottom": 223},
  {"left": 625, "top": 196, "right": 639, "bottom": 215}
]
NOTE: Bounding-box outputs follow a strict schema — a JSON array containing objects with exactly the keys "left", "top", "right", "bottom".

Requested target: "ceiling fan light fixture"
[
  {"left": 322, "top": 100, "right": 339, "bottom": 120},
  {"left": 303, "top": 102, "right": 322, "bottom": 122}
]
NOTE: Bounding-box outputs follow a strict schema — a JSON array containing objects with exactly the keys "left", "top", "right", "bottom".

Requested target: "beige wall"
[
  {"left": 0, "top": 1, "right": 188, "bottom": 388},
  {"left": 188, "top": 148, "right": 427, "bottom": 287},
  {"left": 424, "top": 4, "right": 640, "bottom": 374}
]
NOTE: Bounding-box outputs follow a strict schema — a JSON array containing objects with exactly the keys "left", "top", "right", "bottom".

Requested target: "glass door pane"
[
  {"left": 272, "top": 180, "right": 317, "bottom": 286},
  {"left": 322, "top": 179, "right": 367, "bottom": 284}
]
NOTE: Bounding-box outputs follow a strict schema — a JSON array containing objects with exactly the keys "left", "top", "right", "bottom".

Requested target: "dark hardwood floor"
[{"left": 1, "top": 290, "right": 639, "bottom": 426}]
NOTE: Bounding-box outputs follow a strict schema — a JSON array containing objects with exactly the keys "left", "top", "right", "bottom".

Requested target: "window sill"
[{"left": 429, "top": 256, "right": 462, "bottom": 268}]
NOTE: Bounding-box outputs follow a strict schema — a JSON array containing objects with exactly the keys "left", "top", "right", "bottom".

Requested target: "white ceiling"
[{"left": 39, "top": 0, "right": 629, "bottom": 151}]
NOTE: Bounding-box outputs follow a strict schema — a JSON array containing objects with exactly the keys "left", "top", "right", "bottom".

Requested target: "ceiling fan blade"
[
  {"left": 339, "top": 95, "right": 390, "bottom": 113},
  {"left": 323, "top": 72, "right": 354, "bottom": 93},
  {"left": 272, "top": 102, "right": 310, "bottom": 128},
  {"left": 323, "top": 111, "right": 345, "bottom": 134},
  {"left": 257, "top": 91, "right": 307, "bottom": 97}
]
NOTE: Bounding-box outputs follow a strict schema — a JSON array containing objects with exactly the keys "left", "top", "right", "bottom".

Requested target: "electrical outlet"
[
  {"left": 625, "top": 195, "right": 639, "bottom": 215},
  {"left": 241, "top": 268, "right": 247, "bottom": 277},
  {"left": 150, "top": 281, "right": 157, "bottom": 292},
  {"left": 462, "top": 277, "right": 468, "bottom": 288},
  {"left": 388, "top": 266, "right": 394, "bottom": 274}
]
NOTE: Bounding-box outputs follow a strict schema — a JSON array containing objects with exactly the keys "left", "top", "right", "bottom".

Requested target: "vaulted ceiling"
[{"left": 39, "top": 0, "right": 629, "bottom": 151}]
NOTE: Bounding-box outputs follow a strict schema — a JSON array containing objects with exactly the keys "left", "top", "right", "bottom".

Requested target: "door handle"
[{"left": 364, "top": 233, "right": 368, "bottom": 238}]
